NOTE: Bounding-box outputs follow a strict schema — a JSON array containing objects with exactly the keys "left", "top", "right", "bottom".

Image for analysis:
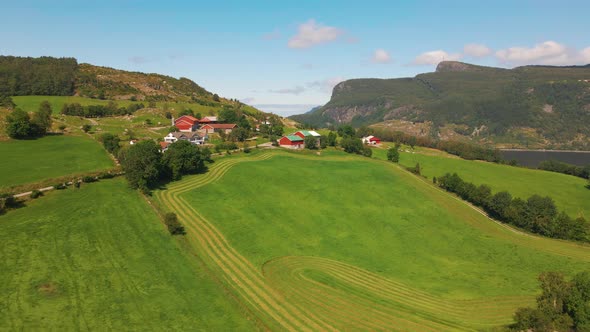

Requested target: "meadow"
[
  {"left": 156, "top": 150, "right": 590, "bottom": 330},
  {"left": 0, "top": 179, "right": 254, "bottom": 330},
  {"left": 0, "top": 135, "right": 114, "bottom": 189},
  {"left": 373, "top": 146, "right": 590, "bottom": 218}
]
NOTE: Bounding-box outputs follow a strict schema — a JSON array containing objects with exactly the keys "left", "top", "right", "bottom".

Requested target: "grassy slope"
[
  {"left": 372, "top": 146, "right": 590, "bottom": 218},
  {"left": 0, "top": 179, "right": 254, "bottom": 330},
  {"left": 184, "top": 153, "right": 590, "bottom": 300},
  {"left": 0, "top": 135, "right": 114, "bottom": 189}
]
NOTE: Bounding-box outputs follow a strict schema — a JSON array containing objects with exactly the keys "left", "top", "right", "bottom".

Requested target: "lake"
[{"left": 500, "top": 149, "right": 590, "bottom": 167}]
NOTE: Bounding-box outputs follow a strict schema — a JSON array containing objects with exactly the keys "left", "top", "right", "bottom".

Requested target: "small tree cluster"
[
  {"left": 513, "top": 271, "right": 590, "bottom": 331},
  {"left": 5, "top": 101, "right": 52, "bottom": 139},
  {"left": 164, "top": 213, "right": 185, "bottom": 235},
  {"left": 437, "top": 173, "right": 589, "bottom": 242},
  {"left": 61, "top": 102, "right": 144, "bottom": 117},
  {"left": 99, "top": 133, "right": 121, "bottom": 155}
]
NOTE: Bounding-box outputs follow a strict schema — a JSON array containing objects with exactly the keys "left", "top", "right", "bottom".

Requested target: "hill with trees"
[
  {"left": 291, "top": 61, "right": 590, "bottom": 150},
  {"left": 0, "top": 55, "right": 248, "bottom": 109}
]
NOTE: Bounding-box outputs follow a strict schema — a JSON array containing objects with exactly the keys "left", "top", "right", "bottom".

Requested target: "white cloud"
[
  {"left": 269, "top": 86, "right": 306, "bottom": 95},
  {"left": 307, "top": 77, "right": 345, "bottom": 93},
  {"left": 253, "top": 104, "right": 320, "bottom": 117},
  {"left": 288, "top": 19, "right": 342, "bottom": 49},
  {"left": 464, "top": 43, "right": 492, "bottom": 58},
  {"left": 372, "top": 49, "right": 392, "bottom": 64},
  {"left": 412, "top": 50, "right": 462, "bottom": 65},
  {"left": 495, "top": 41, "right": 590, "bottom": 66},
  {"left": 240, "top": 97, "right": 255, "bottom": 104}
]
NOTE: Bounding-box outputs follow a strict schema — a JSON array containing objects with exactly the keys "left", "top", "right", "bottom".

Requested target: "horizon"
[{"left": 2, "top": 0, "right": 590, "bottom": 116}]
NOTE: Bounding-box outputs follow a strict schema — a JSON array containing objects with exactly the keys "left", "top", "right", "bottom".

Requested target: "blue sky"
[{"left": 1, "top": 0, "right": 589, "bottom": 115}]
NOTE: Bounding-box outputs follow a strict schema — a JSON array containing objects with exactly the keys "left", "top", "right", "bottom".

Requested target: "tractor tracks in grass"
[{"left": 155, "top": 150, "right": 584, "bottom": 331}]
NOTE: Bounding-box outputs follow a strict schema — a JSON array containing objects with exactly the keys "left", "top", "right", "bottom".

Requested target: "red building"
[
  {"left": 278, "top": 135, "right": 304, "bottom": 149},
  {"left": 174, "top": 115, "right": 199, "bottom": 132},
  {"left": 201, "top": 123, "right": 237, "bottom": 134},
  {"left": 362, "top": 135, "right": 381, "bottom": 145}
]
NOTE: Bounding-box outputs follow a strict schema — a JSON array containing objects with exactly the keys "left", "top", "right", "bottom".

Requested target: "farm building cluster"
[
  {"left": 160, "top": 115, "right": 237, "bottom": 152},
  {"left": 278, "top": 130, "right": 321, "bottom": 149}
]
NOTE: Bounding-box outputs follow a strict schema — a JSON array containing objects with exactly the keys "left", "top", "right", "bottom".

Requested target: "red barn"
[
  {"left": 362, "top": 135, "right": 381, "bottom": 145},
  {"left": 174, "top": 115, "right": 199, "bottom": 132},
  {"left": 278, "top": 135, "right": 304, "bottom": 149}
]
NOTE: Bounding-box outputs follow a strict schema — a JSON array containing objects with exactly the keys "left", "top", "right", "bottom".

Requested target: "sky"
[{"left": 1, "top": 0, "right": 589, "bottom": 116}]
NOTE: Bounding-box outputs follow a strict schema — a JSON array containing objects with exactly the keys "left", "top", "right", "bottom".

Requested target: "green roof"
[{"left": 286, "top": 135, "right": 303, "bottom": 141}]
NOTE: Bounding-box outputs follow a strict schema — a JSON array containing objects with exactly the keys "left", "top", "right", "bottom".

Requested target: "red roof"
[
  {"left": 369, "top": 136, "right": 380, "bottom": 142},
  {"left": 175, "top": 115, "right": 198, "bottom": 125},
  {"left": 201, "top": 124, "right": 237, "bottom": 129},
  {"left": 159, "top": 142, "right": 170, "bottom": 149}
]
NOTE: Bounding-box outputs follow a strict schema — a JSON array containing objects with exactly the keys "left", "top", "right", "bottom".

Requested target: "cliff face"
[{"left": 290, "top": 61, "right": 590, "bottom": 149}]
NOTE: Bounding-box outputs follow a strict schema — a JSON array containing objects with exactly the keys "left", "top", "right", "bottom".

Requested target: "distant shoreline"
[{"left": 500, "top": 149, "right": 590, "bottom": 153}]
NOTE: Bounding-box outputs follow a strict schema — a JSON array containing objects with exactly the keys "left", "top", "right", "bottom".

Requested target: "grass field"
[
  {"left": 156, "top": 149, "right": 590, "bottom": 330},
  {"left": 0, "top": 179, "right": 254, "bottom": 330},
  {"left": 371, "top": 146, "right": 590, "bottom": 218},
  {"left": 0, "top": 135, "right": 114, "bottom": 189}
]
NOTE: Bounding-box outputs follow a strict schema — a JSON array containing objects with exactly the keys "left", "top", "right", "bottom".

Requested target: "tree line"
[
  {"left": 61, "top": 102, "right": 145, "bottom": 117},
  {"left": 0, "top": 56, "right": 78, "bottom": 96},
  {"left": 436, "top": 173, "right": 589, "bottom": 242},
  {"left": 513, "top": 271, "right": 590, "bottom": 331},
  {"left": 538, "top": 160, "right": 590, "bottom": 180}
]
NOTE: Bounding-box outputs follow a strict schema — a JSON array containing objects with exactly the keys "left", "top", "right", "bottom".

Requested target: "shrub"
[
  {"left": 30, "top": 190, "right": 43, "bottom": 199},
  {"left": 82, "top": 124, "right": 91, "bottom": 133},
  {"left": 98, "top": 172, "right": 115, "bottom": 179},
  {"left": 74, "top": 181, "right": 80, "bottom": 188},
  {"left": 164, "top": 212, "right": 185, "bottom": 235},
  {"left": 82, "top": 176, "right": 97, "bottom": 183},
  {"left": 0, "top": 193, "right": 17, "bottom": 209},
  {"left": 58, "top": 124, "right": 67, "bottom": 132},
  {"left": 361, "top": 146, "right": 372, "bottom": 157},
  {"left": 54, "top": 183, "right": 67, "bottom": 190}
]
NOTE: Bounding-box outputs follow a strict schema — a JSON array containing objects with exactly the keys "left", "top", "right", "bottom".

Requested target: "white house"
[{"left": 164, "top": 132, "right": 205, "bottom": 145}]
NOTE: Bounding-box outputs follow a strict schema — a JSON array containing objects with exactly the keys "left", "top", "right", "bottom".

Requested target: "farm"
[
  {"left": 0, "top": 179, "right": 254, "bottom": 330},
  {"left": 155, "top": 149, "right": 590, "bottom": 330}
]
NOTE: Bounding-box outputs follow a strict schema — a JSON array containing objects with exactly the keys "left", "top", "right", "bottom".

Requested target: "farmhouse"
[
  {"left": 201, "top": 123, "right": 237, "bottom": 134},
  {"left": 164, "top": 132, "right": 205, "bottom": 145},
  {"left": 278, "top": 135, "right": 304, "bottom": 149},
  {"left": 174, "top": 115, "right": 199, "bottom": 132},
  {"left": 293, "top": 130, "right": 322, "bottom": 147},
  {"left": 362, "top": 135, "right": 381, "bottom": 145}
]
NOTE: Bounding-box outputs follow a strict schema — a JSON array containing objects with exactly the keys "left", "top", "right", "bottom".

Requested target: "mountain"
[
  {"left": 0, "top": 55, "right": 242, "bottom": 108},
  {"left": 291, "top": 61, "right": 590, "bottom": 149}
]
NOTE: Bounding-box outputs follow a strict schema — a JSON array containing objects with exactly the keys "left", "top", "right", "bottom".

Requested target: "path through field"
[{"left": 156, "top": 150, "right": 589, "bottom": 331}]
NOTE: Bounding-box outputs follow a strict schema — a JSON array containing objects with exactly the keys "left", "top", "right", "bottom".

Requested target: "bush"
[
  {"left": 82, "top": 176, "right": 97, "bottom": 183},
  {"left": 387, "top": 147, "right": 400, "bottom": 162},
  {"left": 82, "top": 124, "right": 92, "bottom": 133},
  {"left": 30, "top": 190, "right": 42, "bottom": 199},
  {"left": 164, "top": 212, "right": 185, "bottom": 235},
  {"left": 98, "top": 172, "right": 115, "bottom": 179},
  {"left": 304, "top": 136, "right": 318, "bottom": 150},
  {"left": 361, "top": 146, "right": 372, "bottom": 157},
  {"left": 53, "top": 183, "right": 67, "bottom": 190}
]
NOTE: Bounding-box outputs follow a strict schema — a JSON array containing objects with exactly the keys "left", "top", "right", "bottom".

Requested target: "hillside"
[
  {"left": 291, "top": 61, "right": 590, "bottom": 149},
  {"left": 0, "top": 55, "right": 246, "bottom": 109}
]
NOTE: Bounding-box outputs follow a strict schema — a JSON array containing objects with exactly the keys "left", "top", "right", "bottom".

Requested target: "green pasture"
[
  {"left": 0, "top": 135, "right": 114, "bottom": 189},
  {"left": 371, "top": 146, "right": 590, "bottom": 218},
  {"left": 184, "top": 152, "right": 590, "bottom": 300},
  {"left": 0, "top": 179, "right": 253, "bottom": 330}
]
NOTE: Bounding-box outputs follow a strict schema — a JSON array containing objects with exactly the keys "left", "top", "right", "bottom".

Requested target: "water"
[{"left": 500, "top": 150, "right": 590, "bottom": 167}]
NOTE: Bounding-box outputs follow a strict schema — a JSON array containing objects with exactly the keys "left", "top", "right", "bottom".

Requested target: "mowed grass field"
[
  {"left": 0, "top": 179, "right": 254, "bottom": 330},
  {"left": 371, "top": 146, "right": 590, "bottom": 218},
  {"left": 156, "top": 150, "right": 590, "bottom": 330},
  {"left": 0, "top": 135, "right": 114, "bottom": 189}
]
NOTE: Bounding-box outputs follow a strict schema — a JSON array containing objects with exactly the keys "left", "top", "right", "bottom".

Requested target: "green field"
[
  {"left": 0, "top": 179, "right": 254, "bottom": 330},
  {"left": 156, "top": 150, "right": 590, "bottom": 330},
  {"left": 371, "top": 146, "right": 590, "bottom": 218},
  {"left": 0, "top": 135, "right": 114, "bottom": 189}
]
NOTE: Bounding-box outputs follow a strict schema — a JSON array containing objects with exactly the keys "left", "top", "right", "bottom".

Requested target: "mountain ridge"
[{"left": 291, "top": 61, "right": 590, "bottom": 149}]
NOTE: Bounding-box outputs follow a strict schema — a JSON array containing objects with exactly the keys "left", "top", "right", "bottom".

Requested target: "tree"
[
  {"left": 356, "top": 126, "right": 374, "bottom": 138},
  {"left": 337, "top": 125, "right": 355, "bottom": 138},
  {"left": 0, "top": 95, "right": 15, "bottom": 109},
  {"left": 387, "top": 147, "right": 400, "bottom": 162},
  {"left": 162, "top": 140, "right": 207, "bottom": 180},
  {"left": 6, "top": 109, "right": 33, "bottom": 138},
  {"left": 304, "top": 136, "right": 318, "bottom": 150},
  {"left": 230, "top": 127, "right": 250, "bottom": 142},
  {"left": 219, "top": 108, "right": 238, "bottom": 123},
  {"left": 340, "top": 137, "right": 363, "bottom": 154},
  {"left": 326, "top": 131, "right": 337, "bottom": 146},
  {"left": 487, "top": 191, "right": 512, "bottom": 219},
  {"left": 118, "top": 140, "right": 164, "bottom": 193},
  {"left": 31, "top": 101, "right": 53, "bottom": 134},
  {"left": 99, "top": 133, "right": 121, "bottom": 155},
  {"left": 212, "top": 94, "right": 220, "bottom": 102}
]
